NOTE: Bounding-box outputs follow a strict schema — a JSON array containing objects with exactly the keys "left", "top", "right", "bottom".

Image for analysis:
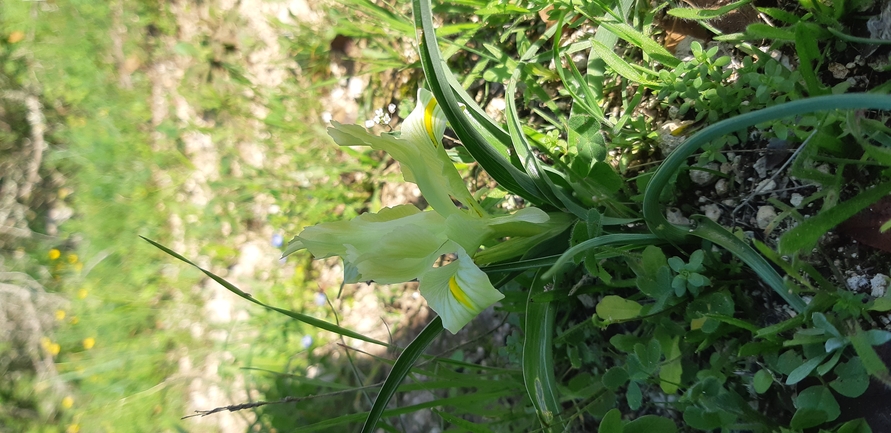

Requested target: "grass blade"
[
  {"left": 778, "top": 181, "right": 891, "bottom": 254},
  {"left": 523, "top": 269, "right": 564, "bottom": 431},
  {"left": 360, "top": 317, "right": 444, "bottom": 433},
  {"left": 141, "top": 236, "right": 391, "bottom": 348}
]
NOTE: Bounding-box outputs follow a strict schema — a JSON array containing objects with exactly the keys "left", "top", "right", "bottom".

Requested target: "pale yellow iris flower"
[{"left": 288, "top": 89, "right": 549, "bottom": 333}]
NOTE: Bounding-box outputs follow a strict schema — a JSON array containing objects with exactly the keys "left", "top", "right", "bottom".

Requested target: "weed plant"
[
  {"left": 7, "top": 0, "right": 891, "bottom": 431},
  {"left": 156, "top": 0, "right": 891, "bottom": 431}
]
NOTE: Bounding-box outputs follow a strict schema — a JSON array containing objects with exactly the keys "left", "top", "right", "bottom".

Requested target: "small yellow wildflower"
[
  {"left": 74, "top": 262, "right": 84, "bottom": 273},
  {"left": 67, "top": 254, "right": 78, "bottom": 264},
  {"left": 66, "top": 424, "right": 80, "bottom": 433},
  {"left": 55, "top": 310, "right": 66, "bottom": 321},
  {"left": 61, "top": 396, "right": 74, "bottom": 409},
  {"left": 49, "top": 249, "right": 61, "bottom": 260},
  {"left": 77, "top": 288, "right": 88, "bottom": 299},
  {"left": 82, "top": 337, "right": 95, "bottom": 350},
  {"left": 50, "top": 343, "right": 61, "bottom": 356},
  {"left": 40, "top": 336, "right": 51, "bottom": 350},
  {"left": 8, "top": 31, "right": 24, "bottom": 44},
  {"left": 69, "top": 316, "right": 79, "bottom": 325}
]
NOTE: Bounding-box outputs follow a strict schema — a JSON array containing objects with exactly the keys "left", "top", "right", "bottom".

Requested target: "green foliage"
[{"left": 31, "top": 0, "right": 890, "bottom": 431}]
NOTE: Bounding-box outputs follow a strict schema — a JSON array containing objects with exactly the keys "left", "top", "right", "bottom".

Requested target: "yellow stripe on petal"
[
  {"left": 448, "top": 275, "right": 476, "bottom": 310},
  {"left": 424, "top": 98, "right": 439, "bottom": 147}
]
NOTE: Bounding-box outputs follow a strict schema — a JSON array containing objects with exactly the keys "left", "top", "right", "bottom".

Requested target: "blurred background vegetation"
[{"left": 0, "top": 0, "right": 419, "bottom": 431}]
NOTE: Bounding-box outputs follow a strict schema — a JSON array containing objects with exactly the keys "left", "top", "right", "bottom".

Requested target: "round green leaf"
[
  {"left": 830, "top": 359, "right": 869, "bottom": 398},
  {"left": 603, "top": 367, "right": 630, "bottom": 391},
  {"left": 599, "top": 409, "right": 623, "bottom": 433},
  {"left": 753, "top": 369, "right": 773, "bottom": 394}
]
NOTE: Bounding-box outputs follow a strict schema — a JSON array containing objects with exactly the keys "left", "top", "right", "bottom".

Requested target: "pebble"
[
  {"left": 848, "top": 275, "right": 870, "bottom": 291},
  {"left": 756, "top": 206, "right": 777, "bottom": 229},
  {"left": 690, "top": 162, "right": 719, "bottom": 185},
  {"left": 754, "top": 179, "right": 776, "bottom": 194},
  {"left": 871, "top": 274, "right": 888, "bottom": 297},
  {"left": 715, "top": 179, "right": 729, "bottom": 195},
  {"left": 753, "top": 157, "right": 769, "bottom": 178},
  {"left": 666, "top": 208, "right": 691, "bottom": 225},
  {"left": 702, "top": 204, "right": 722, "bottom": 221},
  {"left": 790, "top": 193, "right": 804, "bottom": 207}
]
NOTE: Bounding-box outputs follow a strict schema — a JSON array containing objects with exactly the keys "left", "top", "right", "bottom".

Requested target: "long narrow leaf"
[
  {"left": 141, "top": 236, "right": 391, "bottom": 348},
  {"left": 361, "top": 317, "right": 444, "bottom": 433},
  {"left": 413, "top": 0, "right": 545, "bottom": 204},
  {"left": 523, "top": 269, "right": 564, "bottom": 431},
  {"left": 543, "top": 233, "right": 663, "bottom": 279}
]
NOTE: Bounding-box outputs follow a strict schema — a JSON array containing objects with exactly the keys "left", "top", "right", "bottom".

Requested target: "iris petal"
[{"left": 419, "top": 248, "right": 504, "bottom": 334}]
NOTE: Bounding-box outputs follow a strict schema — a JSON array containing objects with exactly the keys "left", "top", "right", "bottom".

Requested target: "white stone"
[
  {"left": 790, "top": 193, "right": 804, "bottom": 207},
  {"left": 715, "top": 179, "right": 729, "bottom": 195},
  {"left": 756, "top": 206, "right": 777, "bottom": 229},
  {"left": 666, "top": 208, "right": 691, "bottom": 226},
  {"left": 754, "top": 178, "right": 777, "bottom": 194},
  {"left": 702, "top": 204, "right": 722, "bottom": 222},
  {"left": 871, "top": 274, "right": 888, "bottom": 297},
  {"left": 753, "top": 156, "right": 769, "bottom": 178}
]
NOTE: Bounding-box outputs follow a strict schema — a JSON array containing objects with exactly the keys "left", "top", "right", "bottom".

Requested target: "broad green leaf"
[
  {"left": 603, "top": 367, "right": 629, "bottom": 391},
  {"left": 683, "top": 406, "right": 725, "bottom": 430},
  {"left": 596, "top": 295, "right": 643, "bottom": 323},
  {"left": 659, "top": 337, "right": 682, "bottom": 394},
  {"left": 599, "top": 409, "right": 624, "bottom": 433},
  {"left": 830, "top": 358, "right": 869, "bottom": 398},
  {"left": 837, "top": 418, "right": 873, "bottom": 433},
  {"left": 871, "top": 297, "right": 891, "bottom": 312},
  {"left": 754, "top": 369, "right": 773, "bottom": 394},
  {"left": 795, "top": 385, "right": 840, "bottom": 422},
  {"left": 626, "top": 381, "right": 642, "bottom": 410},
  {"left": 790, "top": 408, "right": 828, "bottom": 430},
  {"left": 866, "top": 329, "right": 891, "bottom": 346}
]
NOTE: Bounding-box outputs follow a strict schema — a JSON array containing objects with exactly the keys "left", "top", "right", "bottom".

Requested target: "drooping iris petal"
[
  {"left": 419, "top": 248, "right": 504, "bottom": 334},
  {"left": 327, "top": 89, "right": 486, "bottom": 219},
  {"left": 293, "top": 205, "right": 451, "bottom": 284}
]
